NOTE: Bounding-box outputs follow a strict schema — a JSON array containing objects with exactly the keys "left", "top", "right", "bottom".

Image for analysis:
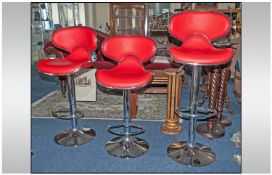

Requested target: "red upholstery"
[
  {"left": 52, "top": 27, "right": 97, "bottom": 53},
  {"left": 102, "top": 36, "right": 156, "bottom": 63},
  {"left": 37, "top": 27, "right": 96, "bottom": 75},
  {"left": 97, "top": 36, "right": 156, "bottom": 89},
  {"left": 96, "top": 55, "right": 153, "bottom": 89},
  {"left": 169, "top": 33, "right": 234, "bottom": 65},
  {"left": 37, "top": 47, "right": 93, "bottom": 75},
  {"left": 170, "top": 11, "right": 231, "bottom": 41},
  {"left": 169, "top": 12, "right": 234, "bottom": 65}
]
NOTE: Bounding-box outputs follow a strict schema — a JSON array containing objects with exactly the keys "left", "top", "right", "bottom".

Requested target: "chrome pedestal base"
[
  {"left": 52, "top": 108, "right": 84, "bottom": 120},
  {"left": 54, "top": 128, "right": 96, "bottom": 147},
  {"left": 105, "top": 136, "right": 149, "bottom": 158},
  {"left": 196, "top": 122, "right": 225, "bottom": 139},
  {"left": 167, "top": 141, "right": 216, "bottom": 167},
  {"left": 216, "top": 116, "right": 232, "bottom": 127}
]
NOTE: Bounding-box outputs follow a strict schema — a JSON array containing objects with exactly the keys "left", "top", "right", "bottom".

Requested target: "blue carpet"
[
  {"left": 31, "top": 63, "right": 59, "bottom": 103},
  {"left": 32, "top": 96, "right": 241, "bottom": 173}
]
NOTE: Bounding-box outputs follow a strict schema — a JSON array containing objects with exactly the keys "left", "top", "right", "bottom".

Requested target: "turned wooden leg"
[
  {"left": 216, "top": 66, "right": 232, "bottom": 127},
  {"left": 160, "top": 68, "right": 183, "bottom": 135},
  {"left": 196, "top": 67, "right": 225, "bottom": 139},
  {"left": 59, "top": 76, "right": 66, "bottom": 97},
  {"left": 224, "top": 68, "right": 234, "bottom": 114},
  {"left": 130, "top": 92, "right": 138, "bottom": 119},
  {"left": 198, "top": 71, "right": 212, "bottom": 107},
  {"left": 207, "top": 68, "right": 220, "bottom": 130}
]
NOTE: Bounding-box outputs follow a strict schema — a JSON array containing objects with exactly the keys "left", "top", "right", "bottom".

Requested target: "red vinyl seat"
[
  {"left": 169, "top": 33, "right": 234, "bottom": 65},
  {"left": 166, "top": 12, "right": 235, "bottom": 167},
  {"left": 37, "top": 47, "right": 93, "bottom": 75},
  {"left": 96, "top": 35, "right": 156, "bottom": 158},
  {"left": 36, "top": 27, "right": 97, "bottom": 147},
  {"left": 169, "top": 11, "right": 235, "bottom": 65},
  {"left": 96, "top": 35, "right": 156, "bottom": 89},
  {"left": 37, "top": 27, "right": 97, "bottom": 75},
  {"left": 96, "top": 55, "right": 153, "bottom": 89}
]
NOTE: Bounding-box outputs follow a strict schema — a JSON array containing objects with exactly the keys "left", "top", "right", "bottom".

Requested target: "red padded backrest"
[
  {"left": 169, "top": 11, "right": 231, "bottom": 41},
  {"left": 101, "top": 36, "right": 156, "bottom": 63},
  {"left": 52, "top": 27, "right": 97, "bottom": 53}
]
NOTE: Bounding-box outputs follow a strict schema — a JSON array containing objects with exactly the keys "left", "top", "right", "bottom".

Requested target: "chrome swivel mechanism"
[
  {"left": 167, "top": 66, "right": 217, "bottom": 167},
  {"left": 54, "top": 75, "right": 96, "bottom": 147},
  {"left": 105, "top": 90, "right": 149, "bottom": 158}
]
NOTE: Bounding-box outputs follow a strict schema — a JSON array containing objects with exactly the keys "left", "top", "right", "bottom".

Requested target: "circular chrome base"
[
  {"left": 216, "top": 116, "right": 232, "bottom": 127},
  {"left": 54, "top": 128, "right": 96, "bottom": 147},
  {"left": 105, "top": 136, "right": 149, "bottom": 158},
  {"left": 167, "top": 141, "right": 216, "bottom": 167},
  {"left": 196, "top": 122, "right": 225, "bottom": 139}
]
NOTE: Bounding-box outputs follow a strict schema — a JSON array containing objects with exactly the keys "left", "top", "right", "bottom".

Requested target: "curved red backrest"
[
  {"left": 169, "top": 11, "right": 231, "bottom": 41},
  {"left": 101, "top": 36, "right": 156, "bottom": 63},
  {"left": 52, "top": 27, "right": 97, "bottom": 53}
]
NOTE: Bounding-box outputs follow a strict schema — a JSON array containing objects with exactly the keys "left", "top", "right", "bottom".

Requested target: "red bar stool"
[
  {"left": 37, "top": 27, "right": 97, "bottom": 147},
  {"left": 167, "top": 12, "right": 235, "bottom": 166},
  {"left": 96, "top": 36, "right": 156, "bottom": 158}
]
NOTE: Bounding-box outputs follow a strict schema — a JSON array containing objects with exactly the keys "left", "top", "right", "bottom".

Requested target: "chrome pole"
[
  {"left": 67, "top": 75, "right": 77, "bottom": 130},
  {"left": 188, "top": 66, "right": 200, "bottom": 147},
  {"left": 123, "top": 90, "right": 131, "bottom": 142}
]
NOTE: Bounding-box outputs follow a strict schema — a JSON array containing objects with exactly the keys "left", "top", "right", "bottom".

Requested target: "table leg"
[
  {"left": 216, "top": 66, "right": 232, "bottom": 127},
  {"left": 196, "top": 67, "right": 225, "bottom": 139},
  {"left": 130, "top": 92, "right": 138, "bottom": 119}
]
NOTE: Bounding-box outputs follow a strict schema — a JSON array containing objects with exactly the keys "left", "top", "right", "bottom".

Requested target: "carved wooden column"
[
  {"left": 60, "top": 76, "right": 67, "bottom": 97},
  {"left": 198, "top": 71, "right": 212, "bottom": 107},
  {"left": 161, "top": 68, "right": 184, "bottom": 135},
  {"left": 196, "top": 67, "right": 225, "bottom": 139},
  {"left": 216, "top": 66, "right": 232, "bottom": 127}
]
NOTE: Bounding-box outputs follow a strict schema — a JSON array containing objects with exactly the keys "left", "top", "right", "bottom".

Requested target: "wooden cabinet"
[{"left": 110, "top": 3, "right": 147, "bottom": 36}]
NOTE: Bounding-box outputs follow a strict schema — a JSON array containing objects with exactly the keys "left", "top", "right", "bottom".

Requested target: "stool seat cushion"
[
  {"left": 169, "top": 34, "right": 234, "bottom": 65},
  {"left": 37, "top": 47, "right": 93, "bottom": 75},
  {"left": 96, "top": 55, "right": 153, "bottom": 89}
]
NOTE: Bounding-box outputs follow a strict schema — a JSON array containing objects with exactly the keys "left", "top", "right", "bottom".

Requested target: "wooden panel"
[{"left": 110, "top": 3, "right": 147, "bottom": 36}]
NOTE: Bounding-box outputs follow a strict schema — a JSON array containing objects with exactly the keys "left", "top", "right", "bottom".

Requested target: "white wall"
[
  {"left": 79, "top": 3, "right": 86, "bottom": 26},
  {"left": 85, "top": 3, "right": 95, "bottom": 27},
  {"left": 51, "top": 3, "right": 59, "bottom": 25},
  {"left": 84, "top": 3, "right": 110, "bottom": 30},
  {"left": 94, "top": 3, "right": 110, "bottom": 30},
  {"left": 217, "top": 3, "right": 236, "bottom": 9}
]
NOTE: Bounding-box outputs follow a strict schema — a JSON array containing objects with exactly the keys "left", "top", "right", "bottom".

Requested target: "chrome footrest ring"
[
  {"left": 51, "top": 108, "right": 84, "bottom": 120},
  {"left": 175, "top": 107, "right": 217, "bottom": 119},
  {"left": 107, "top": 124, "right": 145, "bottom": 137}
]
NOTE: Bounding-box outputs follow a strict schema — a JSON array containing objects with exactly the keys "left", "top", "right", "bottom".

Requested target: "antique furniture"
[
  {"left": 96, "top": 35, "right": 156, "bottom": 158},
  {"left": 160, "top": 68, "right": 184, "bottom": 135},
  {"left": 167, "top": 12, "right": 235, "bottom": 166},
  {"left": 37, "top": 27, "right": 97, "bottom": 146},
  {"left": 148, "top": 12, "right": 175, "bottom": 57},
  {"left": 197, "top": 66, "right": 231, "bottom": 139},
  {"left": 197, "top": 25, "right": 240, "bottom": 139},
  {"left": 110, "top": 3, "right": 147, "bottom": 36}
]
